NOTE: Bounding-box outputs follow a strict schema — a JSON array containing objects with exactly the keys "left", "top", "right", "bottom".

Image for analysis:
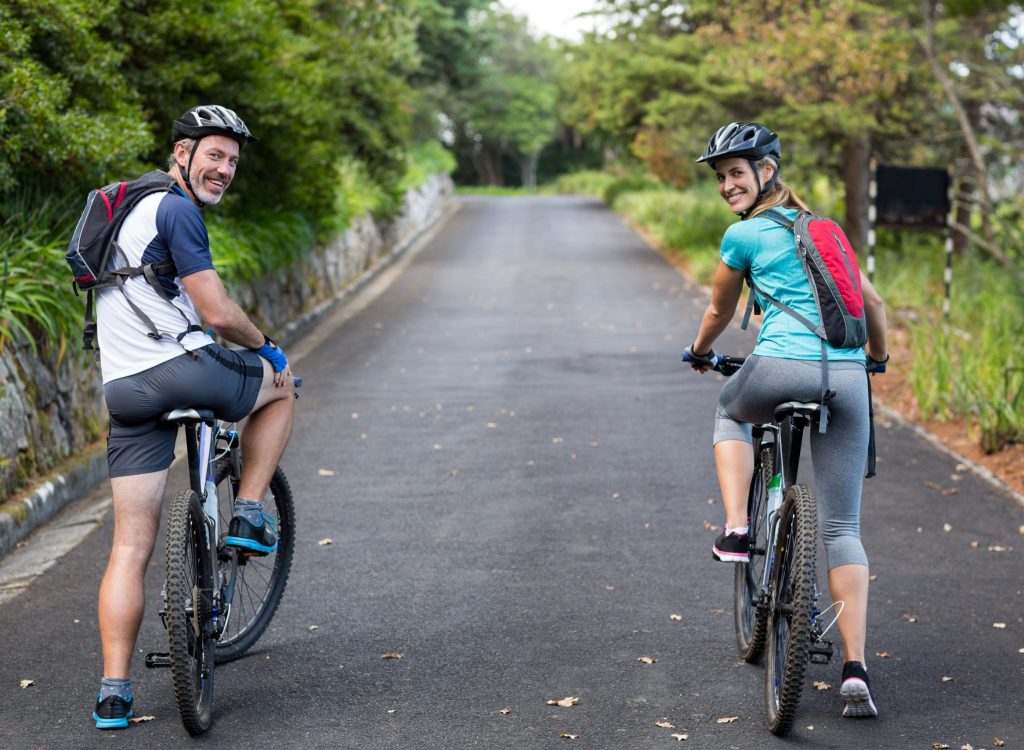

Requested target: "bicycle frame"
[{"left": 179, "top": 417, "right": 242, "bottom": 641}]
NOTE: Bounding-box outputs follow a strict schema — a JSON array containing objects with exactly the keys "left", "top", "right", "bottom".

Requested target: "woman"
[{"left": 685, "top": 121, "right": 888, "bottom": 719}]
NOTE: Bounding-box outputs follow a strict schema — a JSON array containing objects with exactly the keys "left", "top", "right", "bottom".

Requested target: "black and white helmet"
[
  {"left": 696, "top": 121, "right": 779, "bottom": 167},
  {"left": 172, "top": 105, "right": 258, "bottom": 147}
]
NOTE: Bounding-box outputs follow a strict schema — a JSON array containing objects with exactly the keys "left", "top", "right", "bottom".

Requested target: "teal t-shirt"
[{"left": 720, "top": 207, "right": 864, "bottom": 362}]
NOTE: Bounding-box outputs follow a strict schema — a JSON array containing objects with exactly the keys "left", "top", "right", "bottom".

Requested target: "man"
[{"left": 92, "top": 105, "right": 295, "bottom": 729}]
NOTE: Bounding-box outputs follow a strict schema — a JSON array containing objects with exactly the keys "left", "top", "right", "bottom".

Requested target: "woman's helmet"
[
  {"left": 696, "top": 121, "right": 779, "bottom": 167},
  {"left": 172, "top": 105, "right": 258, "bottom": 147}
]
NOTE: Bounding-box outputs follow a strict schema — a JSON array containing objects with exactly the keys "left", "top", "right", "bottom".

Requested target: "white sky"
[{"left": 498, "top": 0, "right": 603, "bottom": 40}]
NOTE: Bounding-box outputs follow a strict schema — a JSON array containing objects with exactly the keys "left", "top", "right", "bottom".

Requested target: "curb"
[
  {"left": 0, "top": 446, "right": 108, "bottom": 559},
  {"left": 875, "top": 402, "right": 1024, "bottom": 509},
  {"left": 0, "top": 195, "right": 456, "bottom": 562}
]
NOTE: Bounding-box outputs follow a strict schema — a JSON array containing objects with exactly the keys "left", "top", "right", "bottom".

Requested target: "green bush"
[
  {"left": 602, "top": 174, "right": 665, "bottom": 206},
  {"left": 549, "top": 170, "right": 617, "bottom": 198}
]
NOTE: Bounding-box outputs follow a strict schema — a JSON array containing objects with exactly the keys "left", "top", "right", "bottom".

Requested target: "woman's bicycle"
[
  {"left": 682, "top": 352, "right": 851, "bottom": 735},
  {"left": 144, "top": 382, "right": 299, "bottom": 735}
]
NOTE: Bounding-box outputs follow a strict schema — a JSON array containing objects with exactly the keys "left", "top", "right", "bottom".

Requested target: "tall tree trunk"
[
  {"left": 843, "top": 136, "right": 871, "bottom": 253},
  {"left": 519, "top": 151, "right": 539, "bottom": 190},
  {"left": 920, "top": 0, "right": 1015, "bottom": 271}
]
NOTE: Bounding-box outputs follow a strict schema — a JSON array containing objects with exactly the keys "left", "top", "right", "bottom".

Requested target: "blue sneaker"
[
  {"left": 225, "top": 512, "right": 278, "bottom": 555},
  {"left": 93, "top": 694, "right": 133, "bottom": 729}
]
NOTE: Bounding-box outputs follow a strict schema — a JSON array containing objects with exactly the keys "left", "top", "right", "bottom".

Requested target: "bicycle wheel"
[
  {"left": 734, "top": 444, "right": 773, "bottom": 661},
  {"left": 165, "top": 489, "right": 216, "bottom": 735},
  {"left": 213, "top": 462, "right": 295, "bottom": 663},
  {"left": 764, "top": 483, "right": 817, "bottom": 736}
]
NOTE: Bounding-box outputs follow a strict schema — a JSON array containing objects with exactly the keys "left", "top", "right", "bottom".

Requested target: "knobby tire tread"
[
  {"left": 765, "top": 484, "right": 817, "bottom": 736},
  {"left": 165, "top": 489, "right": 215, "bottom": 735}
]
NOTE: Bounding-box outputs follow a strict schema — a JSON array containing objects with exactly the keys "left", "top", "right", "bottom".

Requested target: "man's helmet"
[
  {"left": 172, "top": 105, "right": 258, "bottom": 147},
  {"left": 696, "top": 121, "right": 779, "bottom": 167}
]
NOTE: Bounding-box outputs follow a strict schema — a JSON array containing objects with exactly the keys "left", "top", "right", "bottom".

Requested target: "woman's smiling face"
[{"left": 714, "top": 157, "right": 775, "bottom": 214}]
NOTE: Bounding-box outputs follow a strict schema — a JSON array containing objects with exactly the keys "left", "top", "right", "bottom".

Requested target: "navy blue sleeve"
[{"left": 155, "top": 194, "right": 215, "bottom": 277}]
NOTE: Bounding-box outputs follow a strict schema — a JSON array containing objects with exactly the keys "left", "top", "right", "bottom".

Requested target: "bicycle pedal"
[
  {"left": 808, "top": 639, "right": 834, "bottom": 664},
  {"left": 145, "top": 652, "right": 172, "bottom": 669}
]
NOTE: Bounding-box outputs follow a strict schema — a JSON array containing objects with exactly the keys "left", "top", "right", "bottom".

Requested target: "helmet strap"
[
  {"left": 738, "top": 159, "right": 780, "bottom": 219},
  {"left": 178, "top": 136, "right": 208, "bottom": 209}
]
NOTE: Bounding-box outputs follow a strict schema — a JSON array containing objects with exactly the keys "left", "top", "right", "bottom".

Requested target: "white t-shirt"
[{"left": 96, "top": 186, "right": 215, "bottom": 383}]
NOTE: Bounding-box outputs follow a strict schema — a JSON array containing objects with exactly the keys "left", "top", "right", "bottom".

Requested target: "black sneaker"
[
  {"left": 93, "top": 694, "right": 133, "bottom": 729},
  {"left": 841, "top": 661, "right": 878, "bottom": 718},
  {"left": 712, "top": 530, "right": 750, "bottom": 563},
  {"left": 225, "top": 512, "right": 278, "bottom": 555}
]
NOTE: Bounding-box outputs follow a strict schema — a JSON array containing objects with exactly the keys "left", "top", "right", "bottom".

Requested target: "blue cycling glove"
[{"left": 256, "top": 338, "right": 289, "bottom": 373}]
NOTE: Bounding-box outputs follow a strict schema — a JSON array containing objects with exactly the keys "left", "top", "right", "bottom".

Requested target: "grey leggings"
[{"left": 713, "top": 355, "right": 870, "bottom": 571}]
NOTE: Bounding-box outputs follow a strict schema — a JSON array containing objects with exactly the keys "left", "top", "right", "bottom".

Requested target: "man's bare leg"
[
  {"left": 237, "top": 360, "right": 294, "bottom": 500},
  {"left": 98, "top": 471, "right": 167, "bottom": 678}
]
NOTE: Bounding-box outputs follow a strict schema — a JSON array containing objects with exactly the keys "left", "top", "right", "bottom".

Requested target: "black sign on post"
[
  {"left": 874, "top": 165, "right": 950, "bottom": 228},
  {"left": 868, "top": 160, "right": 954, "bottom": 318}
]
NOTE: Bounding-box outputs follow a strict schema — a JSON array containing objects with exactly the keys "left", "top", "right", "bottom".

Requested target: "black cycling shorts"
[{"left": 104, "top": 344, "right": 264, "bottom": 478}]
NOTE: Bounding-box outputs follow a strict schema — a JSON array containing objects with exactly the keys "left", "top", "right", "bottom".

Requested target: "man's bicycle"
[
  {"left": 682, "top": 352, "right": 856, "bottom": 735},
  {"left": 144, "top": 383, "right": 299, "bottom": 735}
]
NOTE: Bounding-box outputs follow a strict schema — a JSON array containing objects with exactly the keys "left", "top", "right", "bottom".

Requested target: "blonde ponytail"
[{"left": 747, "top": 157, "right": 813, "bottom": 218}]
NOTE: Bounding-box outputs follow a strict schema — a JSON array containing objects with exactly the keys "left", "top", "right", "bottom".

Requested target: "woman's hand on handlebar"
[
  {"left": 683, "top": 345, "right": 721, "bottom": 373},
  {"left": 866, "top": 352, "right": 889, "bottom": 375}
]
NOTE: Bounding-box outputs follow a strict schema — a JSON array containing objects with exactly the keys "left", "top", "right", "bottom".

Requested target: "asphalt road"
[{"left": 2, "top": 196, "right": 1023, "bottom": 750}]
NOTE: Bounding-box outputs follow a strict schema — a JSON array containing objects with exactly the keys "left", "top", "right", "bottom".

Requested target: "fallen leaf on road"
[
  {"left": 605, "top": 585, "right": 614, "bottom": 591},
  {"left": 381, "top": 653, "right": 404, "bottom": 660},
  {"left": 710, "top": 608, "right": 725, "bottom": 615},
  {"left": 637, "top": 656, "right": 656, "bottom": 664},
  {"left": 971, "top": 541, "right": 980, "bottom": 548},
  {"left": 1020, "top": 525, "right": 1024, "bottom": 535},
  {"left": 876, "top": 651, "right": 891, "bottom": 658},
  {"left": 612, "top": 492, "right": 620, "bottom": 500},
  {"left": 19, "top": 680, "right": 33, "bottom": 688},
  {"left": 559, "top": 733, "right": 579, "bottom": 740},
  {"left": 995, "top": 738, "right": 1005, "bottom": 747},
  {"left": 989, "top": 545, "right": 1011, "bottom": 552},
  {"left": 941, "top": 676, "right": 954, "bottom": 682},
  {"left": 943, "top": 523, "right": 953, "bottom": 532},
  {"left": 932, "top": 744, "right": 950, "bottom": 749},
  {"left": 487, "top": 422, "right": 497, "bottom": 429},
  {"left": 703, "top": 520, "right": 720, "bottom": 531},
  {"left": 128, "top": 715, "right": 155, "bottom": 724},
  {"left": 351, "top": 412, "right": 359, "bottom": 419},
  {"left": 499, "top": 707, "right": 512, "bottom": 715},
  {"left": 318, "top": 469, "right": 336, "bottom": 477},
  {"left": 925, "top": 481, "right": 942, "bottom": 490},
  {"left": 993, "top": 623, "right": 1007, "bottom": 629},
  {"left": 547, "top": 697, "right": 580, "bottom": 708},
  {"left": 309, "top": 625, "right": 319, "bottom": 631},
  {"left": 716, "top": 716, "right": 739, "bottom": 724},
  {"left": 813, "top": 681, "right": 830, "bottom": 691},
  {"left": 904, "top": 614, "right": 919, "bottom": 623},
  {"left": 318, "top": 538, "right": 333, "bottom": 546},
  {"left": 942, "top": 488, "right": 959, "bottom": 496},
  {"left": 961, "top": 744, "right": 974, "bottom": 750},
  {"left": 433, "top": 444, "right": 442, "bottom": 450},
  {"left": 807, "top": 725, "right": 814, "bottom": 730},
  {"left": 655, "top": 720, "right": 674, "bottom": 728},
  {"left": 671, "top": 733, "right": 688, "bottom": 741},
  {"left": 670, "top": 614, "right": 683, "bottom": 622},
  {"left": 552, "top": 437, "right": 564, "bottom": 444}
]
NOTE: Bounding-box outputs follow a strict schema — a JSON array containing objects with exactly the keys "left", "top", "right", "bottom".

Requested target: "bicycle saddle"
[
  {"left": 773, "top": 401, "right": 822, "bottom": 422},
  {"left": 161, "top": 408, "right": 216, "bottom": 425}
]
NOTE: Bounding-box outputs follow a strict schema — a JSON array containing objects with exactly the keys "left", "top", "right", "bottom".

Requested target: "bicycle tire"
[
  {"left": 764, "top": 483, "right": 817, "bottom": 736},
  {"left": 165, "top": 489, "right": 216, "bottom": 735},
  {"left": 734, "top": 444, "right": 773, "bottom": 662},
  {"left": 213, "top": 463, "right": 295, "bottom": 663}
]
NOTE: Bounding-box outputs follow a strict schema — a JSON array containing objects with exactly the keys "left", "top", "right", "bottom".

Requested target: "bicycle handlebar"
[{"left": 681, "top": 350, "right": 745, "bottom": 376}]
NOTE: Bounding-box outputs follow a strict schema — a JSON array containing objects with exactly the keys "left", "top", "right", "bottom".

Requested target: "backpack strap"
[
  {"left": 865, "top": 369, "right": 878, "bottom": 478},
  {"left": 747, "top": 280, "right": 834, "bottom": 433}
]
